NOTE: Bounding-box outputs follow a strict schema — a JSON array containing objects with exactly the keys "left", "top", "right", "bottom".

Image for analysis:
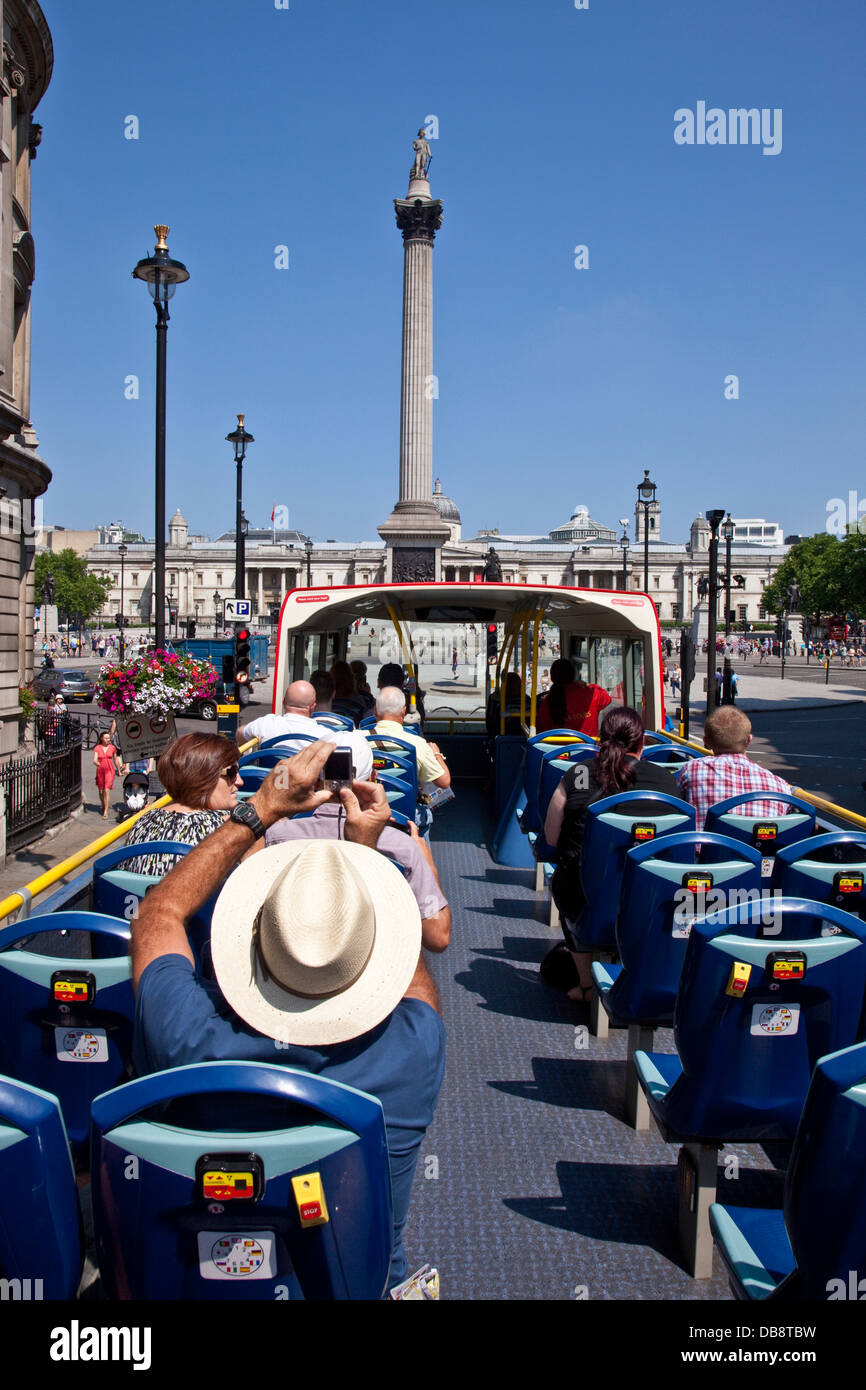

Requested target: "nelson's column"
[{"left": 378, "top": 128, "right": 450, "bottom": 580}]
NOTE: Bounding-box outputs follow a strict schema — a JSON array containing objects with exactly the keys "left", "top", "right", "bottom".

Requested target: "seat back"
[
  {"left": 376, "top": 770, "right": 415, "bottom": 820},
  {"left": 608, "top": 832, "right": 762, "bottom": 1024},
  {"left": 775, "top": 833, "right": 866, "bottom": 921},
  {"left": 239, "top": 750, "right": 290, "bottom": 770},
  {"left": 521, "top": 732, "right": 596, "bottom": 835},
  {"left": 668, "top": 898, "right": 866, "bottom": 1140},
  {"left": 0, "top": 914, "right": 135, "bottom": 1155},
  {"left": 239, "top": 766, "right": 270, "bottom": 792},
  {"left": 534, "top": 747, "right": 598, "bottom": 861},
  {"left": 91, "top": 1061, "right": 392, "bottom": 1300},
  {"left": 784, "top": 1042, "right": 866, "bottom": 1298},
  {"left": 260, "top": 733, "right": 320, "bottom": 752},
  {"left": 359, "top": 715, "right": 377, "bottom": 730},
  {"left": 368, "top": 750, "right": 418, "bottom": 801},
  {"left": 640, "top": 745, "right": 700, "bottom": 768},
  {"left": 703, "top": 792, "right": 817, "bottom": 873},
  {"left": 93, "top": 842, "right": 218, "bottom": 973},
  {"left": 577, "top": 792, "right": 696, "bottom": 949},
  {"left": 0, "top": 1075, "right": 82, "bottom": 1299},
  {"left": 312, "top": 713, "right": 355, "bottom": 732}
]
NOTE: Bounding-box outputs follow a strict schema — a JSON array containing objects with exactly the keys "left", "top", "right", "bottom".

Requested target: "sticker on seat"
[
  {"left": 750, "top": 1003, "right": 800, "bottom": 1036},
  {"left": 197, "top": 1232, "right": 276, "bottom": 1280},
  {"left": 55, "top": 1027, "right": 108, "bottom": 1062}
]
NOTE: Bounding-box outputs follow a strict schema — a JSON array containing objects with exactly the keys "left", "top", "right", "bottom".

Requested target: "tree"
[
  {"left": 35, "top": 550, "right": 112, "bottom": 627},
  {"left": 762, "top": 534, "right": 847, "bottom": 619}
]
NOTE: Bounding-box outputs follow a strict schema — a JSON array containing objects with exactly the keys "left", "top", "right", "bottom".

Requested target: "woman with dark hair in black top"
[{"left": 542, "top": 706, "right": 687, "bottom": 1001}]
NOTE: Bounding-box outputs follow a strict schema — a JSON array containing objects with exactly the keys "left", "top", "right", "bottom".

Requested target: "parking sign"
[{"left": 224, "top": 599, "right": 252, "bottom": 623}]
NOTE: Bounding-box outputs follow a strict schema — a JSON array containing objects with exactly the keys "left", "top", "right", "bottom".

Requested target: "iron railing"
[{"left": 2, "top": 721, "right": 83, "bottom": 852}]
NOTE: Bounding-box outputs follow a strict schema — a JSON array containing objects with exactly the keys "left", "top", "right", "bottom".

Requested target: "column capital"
[{"left": 394, "top": 197, "right": 443, "bottom": 245}]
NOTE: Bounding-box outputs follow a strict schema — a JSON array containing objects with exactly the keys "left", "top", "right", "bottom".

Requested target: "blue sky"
[{"left": 32, "top": 0, "right": 866, "bottom": 546}]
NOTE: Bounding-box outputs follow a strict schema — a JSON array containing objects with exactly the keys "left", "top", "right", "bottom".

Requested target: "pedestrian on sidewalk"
[{"left": 93, "top": 729, "right": 123, "bottom": 820}]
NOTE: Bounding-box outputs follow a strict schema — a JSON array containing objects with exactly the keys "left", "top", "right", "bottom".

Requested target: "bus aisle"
[{"left": 403, "top": 784, "right": 781, "bottom": 1301}]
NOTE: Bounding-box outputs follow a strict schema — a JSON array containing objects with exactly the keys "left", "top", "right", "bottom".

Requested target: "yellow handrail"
[{"left": 0, "top": 734, "right": 259, "bottom": 924}]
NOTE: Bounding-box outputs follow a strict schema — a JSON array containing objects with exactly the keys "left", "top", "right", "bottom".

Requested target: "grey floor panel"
[{"left": 402, "top": 788, "right": 781, "bottom": 1301}]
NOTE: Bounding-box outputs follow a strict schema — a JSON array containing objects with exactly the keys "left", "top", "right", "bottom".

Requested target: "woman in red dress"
[
  {"left": 93, "top": 729, "right": 124, "bottom": 819},
  {"left": 535, "top": 658, "right": 613, "bottom": 736}
]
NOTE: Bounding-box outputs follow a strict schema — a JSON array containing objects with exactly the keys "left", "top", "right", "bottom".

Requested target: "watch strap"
[{"left": 230, "top": 801, "right": 266, "bottom": 840}]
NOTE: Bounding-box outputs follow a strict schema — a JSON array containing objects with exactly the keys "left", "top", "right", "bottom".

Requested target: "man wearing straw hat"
[{"left": 130, "top": 739, "right": 445, "bottom": 1288}]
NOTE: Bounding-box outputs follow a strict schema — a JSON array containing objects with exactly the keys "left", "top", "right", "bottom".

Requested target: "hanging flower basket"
[{"left": 95, "top": 649, "right": 218, "bottom": 717}]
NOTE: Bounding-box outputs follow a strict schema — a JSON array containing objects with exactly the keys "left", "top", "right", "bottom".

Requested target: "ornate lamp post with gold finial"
[{"left": 132, "top": 226, "right": 189, "bottom": 650}]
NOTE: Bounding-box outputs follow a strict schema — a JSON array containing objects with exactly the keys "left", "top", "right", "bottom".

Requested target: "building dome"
[
  {"left": 549, "top": 504, "right": 616, "bottom": 544},
  {"left": 432, "top": 478, "right": 461, "bottom": 524}
]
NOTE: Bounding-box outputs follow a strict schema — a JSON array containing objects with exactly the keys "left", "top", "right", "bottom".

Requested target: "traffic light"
[
  {"left": 486, "top": 623, "right": 498, "bottom": 666},
  {"left": 680, "top": 630, "right": 695, "bottom": 686},
  {"left": 234, "top": 627, "right": 252, "bottom": 702},
  {"left": 187, "top": 619, "right": 197, "bottom": 638},
  {"left": 221, "top": 654, "right": 235, "bottom": 691}
]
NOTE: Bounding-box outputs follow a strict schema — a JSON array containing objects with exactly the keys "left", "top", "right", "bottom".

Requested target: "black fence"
[{"left": 1, "top": 717, "right": 83, "bottom": 853}]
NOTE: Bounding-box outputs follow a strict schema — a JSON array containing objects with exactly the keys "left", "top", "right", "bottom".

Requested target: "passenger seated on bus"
[
  {"left": 245, "top": 739, "right": 451, "bottom": 952},
  {"left": 349, "top": 660, "right": 376, "bottom": 713},
  {"left": 129, "top": 740, "right": 445, "bottom": 1290},
  {"left": 123, "top": 733, "right": 244, "bottom": 876},
  {"left": 486, "top": 671, "right": 525, "bottom": 746},
  {"left": 310, "top": 668, "right": 336, "bottom": 714},
  {"left": 535, "top": 658, "right": 612, "bottom": 737},
  {"left": 330, "top": 660, "right": 368, "bottom": 726},
  {"left": 543, "top": 707, "right": 688, "bottom": 1001},
  {"left": 374, "top": 687, "right": 451, "bottom": 791},
  {"left": 377, "top": 662, "right": 426, "bottom": 725},
  {"left": 676, "top": 706, "right": 793, "bottom": 833}
]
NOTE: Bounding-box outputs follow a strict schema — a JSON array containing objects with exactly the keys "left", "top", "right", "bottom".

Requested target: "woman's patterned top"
[{"left": 122, "top": 806, "right": 228, "bottom": 876}]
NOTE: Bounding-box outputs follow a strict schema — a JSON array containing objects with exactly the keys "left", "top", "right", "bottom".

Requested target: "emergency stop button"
[{"left": 292, "top": 1171, "right": 329, "bottom": 1227}]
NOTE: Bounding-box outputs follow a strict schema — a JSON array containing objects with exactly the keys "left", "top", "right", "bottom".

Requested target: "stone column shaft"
[{"left": 399, "top": 238, "right": 434, "bottom": 504}]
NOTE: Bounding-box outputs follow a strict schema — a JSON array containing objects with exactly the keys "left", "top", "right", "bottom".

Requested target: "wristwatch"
[{"left": 229, "top": 801, "right": 266, "bottom": 840}]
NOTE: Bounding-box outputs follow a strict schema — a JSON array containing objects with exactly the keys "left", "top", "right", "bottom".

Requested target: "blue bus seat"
[
  {"left": 520, "top": 732, "right": 596, "bottom": 836},
  {"left": 0, "top": 914, "right": 136, "bottom": 1156},
  {"left": 533, "top": 746, "right": 598, "bottom": 865},
  {"left": 369, "top": 750, "right": 418, "bottom": 802},
  {"left": 366, "top": 734, "right": 419, "bottom": 770},
  {"left": 91, "top": 1061, "right": 392, "bottom": 1300},
  {"left": 359, "top": 715, "right": 377, "bottom": 730},
  {"left": 633, "top": 897, "right": 866, "bottom": 1277},
  {"left": 775, "top": 832, "right": 866, "bottom": 920},
  {"left": 589, "top": 832, "right": 762, "bottom": 1125},
  {"left": 571, "top": 792, "right": 696, "bottom": 952},
  {"left": 703, "top": 793, "right": 817, "bottom": 878},
  {"left": 260, "top": 733, "right": 320, "bottom": 752},
  {"left": 311, "top": 712, "right": 355, "bottom": 731},
  {"left": 640, "top": 745, "right": 700, "bottom": 768},
  {"left": 93, "top": 842, "right": 218, "bottom": 974},
  {"left": 375, "top": 770, "right": 415, "bottom": 821},
  {"left": 0, "top": 1074, "right": 82, "bottom": 1299},
  {"left": 239, "top": 750, "right": 291, "bottom": 770},
  {"left": 710, "top": 1041, "right": 866, "bottom": 1300}
]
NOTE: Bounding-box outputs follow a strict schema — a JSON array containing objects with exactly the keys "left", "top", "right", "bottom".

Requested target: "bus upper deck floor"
[{"left": 271, "top": 581, "right": 666, "bottom": 740}]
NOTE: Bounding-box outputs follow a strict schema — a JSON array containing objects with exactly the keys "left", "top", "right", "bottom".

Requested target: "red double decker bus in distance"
[{"left": 827, "top": 617, "right": 850, "bottom": 642}]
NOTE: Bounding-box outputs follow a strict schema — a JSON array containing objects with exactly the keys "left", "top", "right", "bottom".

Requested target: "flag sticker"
[
  {"left": 197, "top": 1231, "right": 276, "bottom": 1281},
  {"left": 55, "top": 1027, "right": 108, "bottom": 1062},
  {"left": 750, "top": 1003, "right": 800, "bottom": 1036}
]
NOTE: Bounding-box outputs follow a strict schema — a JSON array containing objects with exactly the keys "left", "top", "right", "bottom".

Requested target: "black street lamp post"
[
  {"left": 226, "top": 415, "right": 254, "bottom": 600},
  {"left": 132, "top": 227, "right": 189, "bottom": 651},
  {"left": 304, "top": 537, "right": 313, "bottom": 587},
  {"left": 619, "top": 521, "right": 629, "bottom": 591},
  {"left": 705, "top": 510, "right": 726, "bottom": 717},
  {"left": 212, "top": 589, "right": 222, "bottom": 637},
  {"left": 722, "top": 514, "right": 734, "bottom": 637},
  {"left": 118, "top": 543, "right": 127, "bottom": 663},
  {"left": 636, "top": 470, "right": 656, "bottom": 592}
]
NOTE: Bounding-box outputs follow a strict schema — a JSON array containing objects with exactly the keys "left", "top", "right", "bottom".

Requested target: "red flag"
[{"left": 271, "top": 503, "right": 276, "bottom": 522}]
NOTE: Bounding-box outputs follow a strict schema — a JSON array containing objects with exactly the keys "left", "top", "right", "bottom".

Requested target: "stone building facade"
[
  {"left": 85, "top": 494, "right": 787, "bottom": 636},
  {"left": 0, "top": 0, "right": 51, "bottom": 758}
]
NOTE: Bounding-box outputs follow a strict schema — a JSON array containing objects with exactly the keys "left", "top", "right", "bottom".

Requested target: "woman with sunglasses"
[{"left": 122, "top": 732, "right": 243, "bottom": 876}]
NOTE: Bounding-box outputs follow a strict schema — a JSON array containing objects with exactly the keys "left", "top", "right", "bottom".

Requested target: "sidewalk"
[
  {"left": 721, "top": 672, "right": 866, "bottom": 712},
  {"left": 0, "top": 793, "right": 151, "bottom": 902}
]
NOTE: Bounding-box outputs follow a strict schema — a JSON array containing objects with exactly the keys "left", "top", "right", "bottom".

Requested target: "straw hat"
[{"left": 210, "top": 840, "right": 421, "bottom": 1046}]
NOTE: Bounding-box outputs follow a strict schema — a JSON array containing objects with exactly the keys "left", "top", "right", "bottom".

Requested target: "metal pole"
[
  {"left": 154, "top": 306, "right": 168, "bottom": 650},
  {"left": 119, "top": 554, "right": 125, "bottom": 663},
  {"left": 235, "top": 460, "right": 244, "bottom": 599},
  {"left": 706, "top": 526, "right": 720, "bottom": 718},
  {"left": 621, "top": 548, "right": 627, "bottom": 591},
  {"left": 643, "top": 504, "right": 649, "bottom": 591},
  {"left": 724, "top": 532, "right": 732, "bottom": 637},
  {"left": 780, "top": 611, "right": 787, "bottom": 680}
]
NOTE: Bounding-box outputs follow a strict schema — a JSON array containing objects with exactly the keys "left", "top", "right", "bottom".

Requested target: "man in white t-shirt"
[{"left": 243, "top": 680, "right": 370, "bottom": 775}]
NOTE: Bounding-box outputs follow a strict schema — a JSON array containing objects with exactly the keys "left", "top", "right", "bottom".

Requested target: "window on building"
[
  {"left": 444, "top": 567, "right": 455, "bottom": 581},
  {"left": 738, "top": 604, "right": 747, "bottom": 622},
  {"left": 540, "top": 574, "right": 548, "bottom": 584},
  {"left": 216, "top": 572, "right": 223, "bottom": 585},
  {"left": 748, "top": 526, "right": 762, "bottom": 536},
  {"left": 654, "top": 575, "right": 660, "bottom": 588},
  {"left": 672, "top": 604, "right": 680, "bottom": 623},
  {"left": 650, "top": 517, "right": 656, "bottom": 530},
  {"left": 327, "top": 574, "right": 333, "bottom": 585},
  {"left": 759, "top": 605, "right": 767, "bottom": 620},
  {"left": 130, "top": 574, "right": 138, "bottom": 586},
  {"left": 578, "top": 570, "right": 590, "bottom": 586},
  {"left": 196, "top": 572, "right": 203, "bottom": 583}
]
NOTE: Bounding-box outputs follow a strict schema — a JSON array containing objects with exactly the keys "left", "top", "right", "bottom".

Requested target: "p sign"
[{"left": 225, "top": 598, "right": 252, "bottom": 623}]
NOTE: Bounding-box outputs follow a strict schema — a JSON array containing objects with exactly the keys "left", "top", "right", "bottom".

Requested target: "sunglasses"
[{"left": 220, "top": 764, "right": 240, "bottom": 782}]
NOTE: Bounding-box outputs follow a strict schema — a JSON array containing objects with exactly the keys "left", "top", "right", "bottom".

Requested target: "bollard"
[{"left": 825, "top": 659, "right": 830, "bottom": 685}]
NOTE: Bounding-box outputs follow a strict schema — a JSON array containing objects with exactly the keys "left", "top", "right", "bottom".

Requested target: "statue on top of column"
[{"left": 411, "top": 128, "right": 432, "bottom": 179}]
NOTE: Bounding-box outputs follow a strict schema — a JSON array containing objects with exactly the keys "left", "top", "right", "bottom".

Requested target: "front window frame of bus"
[
  {"left": 593, "top": 636, "right": 625, "bottom": 706},
  {"left": 626, "top": 638, "right": 645, "bottom": 718}
]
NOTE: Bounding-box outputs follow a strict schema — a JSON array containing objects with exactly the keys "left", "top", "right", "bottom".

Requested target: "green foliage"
[
  {"left": 18, "top": 684, "right": 36, "bottom": 719},
  {"left": 35, "top": 550, "right": 112, "bottom": 626},
  {"left": 762, "top": 533, "right": 858, "bottom": 617}
]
